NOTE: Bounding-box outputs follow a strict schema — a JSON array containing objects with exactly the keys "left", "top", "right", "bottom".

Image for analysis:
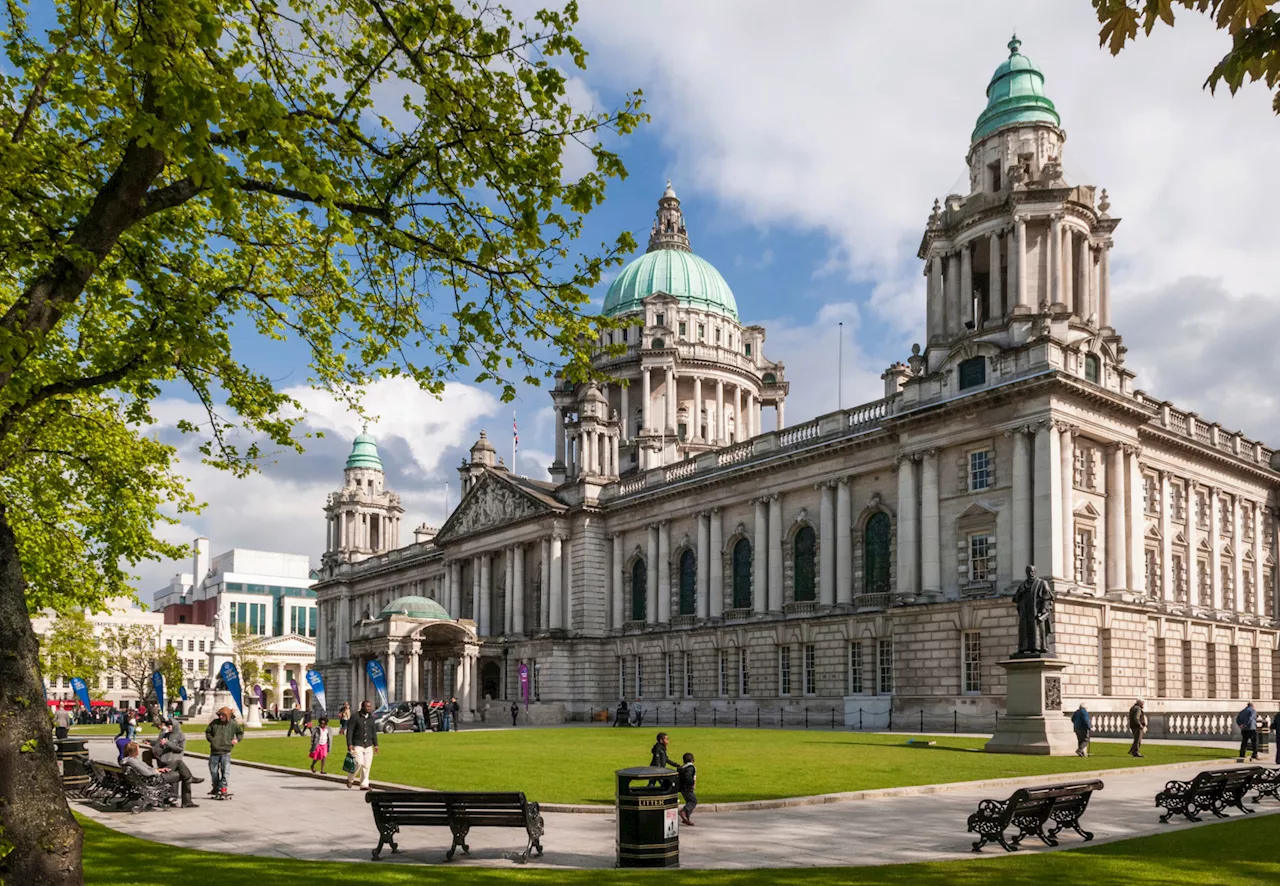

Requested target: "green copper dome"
[
  {"left": 345, "top": 432, "right": 383, "bottom": 470},
  {"left": 603, "top": 248, "right": 739, "bottom": 321},
  {"left": 379, "top": 595, "right": 451, "bottom": 620},
  {"left": 972, "top": 36, "right": 1060, "bottom": 143}
]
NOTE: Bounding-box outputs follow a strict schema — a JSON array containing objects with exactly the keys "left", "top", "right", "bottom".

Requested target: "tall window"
[
  {"left": 1075, "top": 528, "right": 1096, "bottom": 585},
  {"left": 1221, "top": 564, "right": 1234, "bottom": 610},
  {"left": 804, "top": 645, "right": 817, "bottom": 696},
  {"left": 1243, "top": 504, "right": 1255, "bottom": 541},
  {"left": 684, "top": 652, "right": 694, "bottom": 698},
  {"left": 968, "top": 533, "right": 995, "bottom": 583},
  {"left": 1072, "top": 447, "right": 1089, "bottom": 489},
  {"left": 864, "top": 513, "right": 891, "bottom": 593},
  {"left": 779, "top": 646, "right": 792, "bottom": 696},
  {"left": 968, "top": 450, "right": 993, "bottom": 491},
  {"left": 958, "top": 356, "right": 986, "bottom": 390},
  {"left": 1220, "top": 498, "right": 1233, "bottom": 535},
  {"left": 1145, "top": 548, "right": 1160, "bottom": 596},
  {"left": 1172, "top": 553, "right": 1187, "bottom": 602},
  {"left": 665, "top": 653, "right": 675, "bottom": 697},
  {"left": 739, "top": 648, "right": 750, "bottom": 696},
  {"left": 718, "top": 650, "right": 729, "bottom": 696},
  {"left": 849, "top": 642, "right": 864, "bottom": 694},
  {"left": 1143, "top": 474, "right": 1159, "bottom": 516},
  {"left": 962, "top": 631, "right": 982, "bottom": 694},
  {"left": 732, "top": 539, "right": 753, "bottom": 609},
  {"left": 635, "top": 656, "right": 645, "bottom": 698},
  {"left": 877, "top": 639, "right": 894, "bottom": 694},
  {"left": 1197, "top": 559, "right": 1211, "bottom": 605},
  {"left": 1244, "top": 567, "right": 1255, "bottom": 612},
  {"left": 678, "top": 550, "right": 697, "bottom": 616},
  {"left": 630, "top": 559, "right": 647, "bottom": 622},
  {"left": 793, "top": 526, "right": 817, "bottom": 602},
  {"left": 1171, "top": 482, "right": 1186, "bottom": 522},
  {"left": 1084, "top": 353, "right": 1100, "bottom": 384},
  {"left": 1196, "top": 492, "right": 1209, "bottom": 529}
]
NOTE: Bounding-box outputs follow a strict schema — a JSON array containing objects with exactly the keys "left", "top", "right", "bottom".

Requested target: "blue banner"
[
  {"left": 305, "top": 669, "right": 326, "bottom": 713},
  {"left": 253, "top": 683, "right": 265, "bottom": 707},
  {"left": 289, "top": 678, "right": 301, "bottom": 709},
  {"left": 70, "top": 676, "right": 92, "bottom": 712},
  {"left": 365, "top": 659, "right": 388, "bottom": 707},
  {"left": 151, "top": 671, "right": 166, "bottom": 708},
  {"left": 179, "top": 685, "right": 188, "bottom": 702},
  {"left": 219, "top": 661, "right": 244, "bottom": 715}
]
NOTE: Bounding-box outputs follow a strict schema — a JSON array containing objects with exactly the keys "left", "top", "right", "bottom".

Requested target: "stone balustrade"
[{"left": 1137, "top": 390, "right": 1276, "bottom": 471}]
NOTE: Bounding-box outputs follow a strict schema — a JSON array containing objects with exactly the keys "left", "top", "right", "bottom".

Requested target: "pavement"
[{"left": 74, "top": 742, "right": 1280, "bottom": 869}]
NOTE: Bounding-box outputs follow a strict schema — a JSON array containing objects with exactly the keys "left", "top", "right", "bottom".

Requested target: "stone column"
[
  {"left": 746, "top": 391, "right": 756, "bottom": 438},
  {"left": 1253, "top": 503, "right": 1266, "bottom": 617},
  {"left": 960, "top": 242, "right": 974, "bottom": 331},
  {"left": 920, "top": 450, "right": 941, "bottom": 596},
  {"left": 1232, "top": 496, "right": 1244, "bottom": 612},
  {"left": 350, "top": 658, "right": 361, "bottom": 705},
  {"left": 768, "top": 494, "right": 784, "bottom": 611},
  {"left": 715, "top": 379, "right": 725, "bottom": 443},
  {"left": 1077, "top": 237, "right": 1091, "bottom": 319},
  {"left": 692, "top": 377, "right": 703, "bottom": 441},
  {"left": 709, "top": 508, "right": 724, "bottom": 619},
  {"left": 387, "top": 650, "right": 398, "bottom": 703},
  {"left": 641, "top": 367, "right": 651, "bottom": 432},
  {"left": 988, "top": 231, "right": 1003, "bottom": 322},
  {"left": 1186, "top": 482, "right": 1200, "bottom": 603},
  {"left": 1049, "top": 214, "right": 1062, "bottom": 307},
  {"left": 620, "top": 381, "right": 630, "bottom": 443},
  {"left": 776, "top": 399, "right": 785, "bottom": 430},
  {"left": 646, "top": 525, "right": 659, "bottom": 624},
  {"left": 1209, "top": 487, "right": 1222, "bottom": 610},
  {"left": 562, "top": 533, "right": 573, "bottom": 632},
  {"left": 1014, "top": 217, "right": 1028, "bottom": 312},
  {"left": 945, "top": 251, "right": 961, "bottom": 335},
  {"left": 549, "top": 533, "right": 564, "bottom": 630},
  {"left": 611, "top": 534, "right": 624, "bottom": 629},
  {"left": 895, "top": 454, "right": 919, "bottom": 595},
  {"left": 1106, "top": 444, "right": 1127, "bottom": 591},
  {"left": 819, "top": 481, "right": 836, "bottom": 605},
  {"left": 453, "top": 656, "right": 465, "bottom": 712},
  {"left": 665, "top": 367, "right": 677, "bottom": 431},
  {"left": 611, "top": 432, "right": 620, "bottom": 479},
  {"left": 1032, "top": 421, "right": 1063, "bottom": 579},
  {"left": 582, "top": 430, "right": 595, "bottom": 475},
  {"left": 479, "top": 553, "right": 492, "bottom": 636},
  {"left": 406, "top": 650, "right": 419, "bottom": 701},
  {"left": 1127, "top": 448, "right": 1146, "bottom": 596},
  {"left": 1059, "top": 424, "right": 1075, "bottom": 584},
  {"left": 471, "top": 555, "right": 481, "bottom": 622},
  {"left": 696, "top": 513, "right": 710, "bottom": 619},
  {"left": 657, "top": 521, "right": 671, "bottom": 624},
  {"left": 513, "top": 544, "right": 526, "bottom": 635},
  {"left": 732, "top": 386, "right": 742, "bottom": 443},
  {"left": 1062, "top": 224, "right": 1074, "bottom": 312},
  {"left": 504, "top": 549, "right": 515, "bottom": 635},
  {"left": 753, "top": 499, "right": 768, "bottom": 615},
  {"left": 1099, "top": 242, "right": 1112, "bottom": 328},
  {"left": 539, "top": 538, "right": 551, "bottom": 630},
  {"left": 836, "top": 478, "right": 852, "bottom": 605},
  {"left": 554, "top": 406, "right": 565, "bottom": 467},
  {"left": 1158, "top": 472, "right": 1173, "bottom": 602}
]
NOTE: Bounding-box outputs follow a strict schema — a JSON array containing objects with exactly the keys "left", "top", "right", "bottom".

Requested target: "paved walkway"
[{"left": 75, "top": 745, "right": 1279, "bottom": 869}]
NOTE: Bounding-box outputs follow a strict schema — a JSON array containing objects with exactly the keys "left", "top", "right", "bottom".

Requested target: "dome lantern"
[
  {"left": 971, "top": 35, "right": 1061, "bottom": 143},
  {"left": 345, "top": 432, "right": 384, "bottom": 471}
]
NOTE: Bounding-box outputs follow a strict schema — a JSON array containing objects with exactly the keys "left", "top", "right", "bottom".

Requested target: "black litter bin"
[
  {"left": 55, "top": 737, "right": 90, "bottom": 794},
  {"left": 615, "top": 766, "right": 679, "bottom": 868}
]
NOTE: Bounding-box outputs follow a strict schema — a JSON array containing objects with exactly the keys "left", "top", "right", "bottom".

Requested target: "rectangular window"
[
  {"left": 678, "top": 321, "right": 687, "bottom": 336},
  {"left": 697, "top": 324, "right": 705, "bottom": 340},
  {"left": 1171, "top": 483, "right": 1186, "bottom": 522},
  {"left": 635, "top": 656, "right": 644, "bottom": 698},
  {"left": 1220, "top": 498, "right": 1233, "bottom": 535},
  {"left": 618, "top": 657, "right": 625, "bottom": 699},
  {"left": 804, "top": 645, "right": 817, "bottom": 696},
  {"left": 779, "top": 646, "right": 791, "bottom": 696},
  {"left": 1243, "top": 504, "right": 1255, "bottom": 541},
  {"left": 718, "top": 650, "right": 729, "bottom": 696},
  {"left": 1074, "top": 528, "right": 1096, "bottom": 585},
  {"left": 1144, "top": 548, "right": 1160, "bottom": 596},
  {"left": 655, "top": 312, "right": 665, "bottom": 327},
  {"left": 1221, "top": 564, "right": 1234, "bottom": 610},
  {"left": 198, "top": 640, "right": 205, "bottom": 652},
  {"left": 621, "top": 328, "right": 628, "bottom": 343},
  {"left": 744, "top": 342, "right": 752, "bottom": 357},
  {"left": 1172, "top": 553, "right": 1187, "bottom": 602},
  {"left": 968, "top": 450, "right": 993, "bottom": 491},
  {"left": 1265, "top": 569, "right": 1275, "bottom": 617},
  {"left": 877, "top": 639, "right": 894, "bottom": 695},
  {"left": 665, "top": 653, "right": 675, "bottom": 698},
  {"left": 968, "top": 533, "right": 995, "bottom": 583},
  {"left": 1072, "top": 447, "right": 1088, "bottom": 489},
  {"left": 739, "top": 648, "right": 750, "bottom": 697},
  {"left": 849, "top": 643, "right": 864, "bottom": 694},
  {"left": 684, "top": 651, "right": 694, "bottom": 698},
  {"left": 187, "top": 639, "right": 193, "bottom": 651},
  {"left": 714, "top": 327, "right": 722, "bottom": 343},
  {"left": 1197, "top": 559, "right": 1211, "bottom": 606},
  {"left": 106, "top": 676, "right": 114, "bottom": 689},
  {"left": 962, "top": 631, "right": 982, "bottom": 694},
  {"left": 165, "top": 638, "right": 173, "bottom": 648},
  {"left": 1196, "top": 493, "right": 1209, "bottom": 530},
  {"left": 1243, "top": 567, "right": 1255, "bottom": 612},
  {"left": 1143, "top": 474, "right": 1158, "bottom": 516}
]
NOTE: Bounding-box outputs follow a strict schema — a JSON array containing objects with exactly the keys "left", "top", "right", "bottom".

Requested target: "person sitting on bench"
[{"left": 121, "top": 740, "right": 197, "bottom": 808}]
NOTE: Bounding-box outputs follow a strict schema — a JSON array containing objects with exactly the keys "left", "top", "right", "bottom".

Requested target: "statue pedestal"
[
  {"left": 244, "top": 698, "right": 263, "bottom": 728},
  {"left": 189, "top": 689, "right": 237, "bottom": 719},
  {"left": 985, "top": 657, "right": 1077, "bottom": 756}
]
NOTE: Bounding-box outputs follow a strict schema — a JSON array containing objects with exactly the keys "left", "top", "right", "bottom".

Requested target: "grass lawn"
[
  {"left": 78, "top": 812, "right": 1280, "bottom": 885},
  {"left": 72, "top": 719, "right": 290, "bottom": 736},
  {"left": 184, "top": 727, "right": 1233, "bottom": 805}
]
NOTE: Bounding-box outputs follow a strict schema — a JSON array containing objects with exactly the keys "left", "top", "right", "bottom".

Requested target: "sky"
[{"left": 131, "top": 1, "right": 1280, "bottom": 598}]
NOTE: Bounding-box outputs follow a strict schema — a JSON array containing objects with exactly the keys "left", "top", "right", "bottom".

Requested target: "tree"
[
  {"left": 40, "top": 611, "right": 104, "bottom": 693},
  {"left": 0, "top": 1, "right": 641, "bottom": 881},
  {"left": 98, "top": 623, "right": 161, "bottom": 705},
  {"left": 1093, "top": 0, "right": 1280, "bottom": 112},
  {"left": 153, "top": 645, "right": 184, "bottom": 711},
  {"left": 231, "top": 626, "right": 265, "bottom": 700}
]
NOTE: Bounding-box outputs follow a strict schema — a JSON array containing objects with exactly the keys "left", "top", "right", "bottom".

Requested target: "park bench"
[
  {"left": 118, "top": 765, "right": 176, "bottom": 813},
  {"left": 1252, "top": 767, "right": 1280, "bottom": 804},
  {"left": 365, "top": 790, "right": 545, "bottom": 862},
  {"left": 83, "top": 760, "right": 126, "bottom": 804},
  {"left": 967, "top": 780, "right": 1104, "bottom": 852},
  {"left": 1156, "top": 766, "right": 1262, "bottom": 822}
]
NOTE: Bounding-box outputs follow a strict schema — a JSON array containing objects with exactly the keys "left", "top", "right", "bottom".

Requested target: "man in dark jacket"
[
  {"left": 205, "top": 707, "right": 244, "bottom": 799},
  {"left": 1237, "top": 702, "right": 1259, "bottom": 762},
  {"left": 345, "top": 700, "right": 380, "bottom": 790},
  {"left": 650, "top": 732, "right": 677, "bottom": 769},
  {"left": 151, "top": 715, "right": 202, "bottom": 797},
  {"left": 122, "top": 740, "right": 196, "bottom": 808},
  {"left": 1071, "top": 704, "right": 1092, "bottom": 757},
  {"left": 286, "top": 706, "right": 304, "bottom": 737},
  {"left": 450, "top": 697, "right": 461, "bottom": 731},
  {"left": 1128, "top": 699, "right": 1147, "bottom": 757}
]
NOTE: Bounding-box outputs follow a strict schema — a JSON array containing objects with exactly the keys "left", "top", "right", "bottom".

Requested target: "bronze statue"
[{"left": 1013, "top": 565, "right": 1054, "bottom": 655}]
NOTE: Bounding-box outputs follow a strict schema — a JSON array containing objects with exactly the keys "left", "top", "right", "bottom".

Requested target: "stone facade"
[{"left": 314, "top": 39, "right": 1280, "bottom": 725}]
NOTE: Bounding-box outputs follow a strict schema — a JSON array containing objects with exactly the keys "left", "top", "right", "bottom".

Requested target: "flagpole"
[
  {"left": 838, "top": 321, "right": 844, "bottom": 411},
  {"left": 512, "top": 409, "right": 517, "bottom": 474}
]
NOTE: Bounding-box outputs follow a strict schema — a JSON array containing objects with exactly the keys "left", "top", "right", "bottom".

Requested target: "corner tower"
[
  {"left": 322, "top": 432, "right": 404, "bottom": 569},
  {"left": 909, "top": 36, "right": 1127, "bottom": 397}
]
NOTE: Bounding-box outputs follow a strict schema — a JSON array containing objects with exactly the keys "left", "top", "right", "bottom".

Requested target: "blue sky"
[{"left": 133, "top": 1, "right": 1280, "bottom": 595}]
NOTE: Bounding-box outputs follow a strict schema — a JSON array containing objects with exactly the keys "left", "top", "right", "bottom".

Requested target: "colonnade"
[
  {"left": 348, "top": 648, "right": 479, "bottom": 713},
  {"left": 440, "top": 534, "right": 571, "bottom": 636},
  {"left": 327, "top": 510, "right": 401, "bottom": 554}
]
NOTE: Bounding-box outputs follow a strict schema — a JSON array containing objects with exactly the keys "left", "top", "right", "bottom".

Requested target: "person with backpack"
[{"left": 677, "top": 753, "right": 697, "bottom": 826}]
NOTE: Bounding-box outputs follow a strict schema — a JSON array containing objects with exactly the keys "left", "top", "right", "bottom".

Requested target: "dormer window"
[
  {"left": 715, "top": 328, "right": 722, "bottom": 343},
  {"left": 621, "top": 328, "right": 628, "bottom": 343},
  {"left": 698, "top": 324, "right": 705, "bottom": 340},
  {"left": 678, "top": 321, "right": 687, "bottom": 337},
  {"left": 745, "top": 342, "right": 752, "bottom": 357},
  {"left": 655, "top": 312, "right": 665, "bottom": 327},
  {"left": 958, "top": 356, "right": 986, "bottom": 390},
  {"left": 1084, "top": 354, "right": 1100, "bottom": 384},
  {"left": 987, "top": 161, "right": 1001, "bottom": 193}
]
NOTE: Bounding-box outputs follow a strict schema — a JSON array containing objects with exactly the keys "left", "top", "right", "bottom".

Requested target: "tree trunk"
[{"left": 0, "top": 504, "right": 84, "bottom": 885}]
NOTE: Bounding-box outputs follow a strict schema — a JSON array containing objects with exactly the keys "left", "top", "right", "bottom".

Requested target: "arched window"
[
  {"left": 958, "top": 357, "right": 986, "bottom": 390},
  {"left": 631, "top": 559, "right": 647, "bottom": 622},
  {"left": 762, "top": 372, "right": 776, "bottom": 384},
  {"left": 678, "top": 550, "right": 697, "bottom": 616},
  {"left": 732, "top": 539, "right": 753, "bottom": 609},
  {"left": 793, "top": 526, "right": 817, "bottom": 602},
  {"left": 651, "top": 338, "right": 665, "bottom": 349},
  {"left": 1084, "top": 353, "right": 1100, "bottom": 384},
  {"left": 864, "top": 513, "right": 891, "bottom": 594}
]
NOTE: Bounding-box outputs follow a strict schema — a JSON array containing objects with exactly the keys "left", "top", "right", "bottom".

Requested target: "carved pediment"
[
  {"left": 436, "top": 473, "right": 555, "bottom": 542},
  {"left": 1074, "top": 502, "right": 1101, "bottom": 519},
  {"left": 957, "top": 502, "right": 998, "bottom": 521}
]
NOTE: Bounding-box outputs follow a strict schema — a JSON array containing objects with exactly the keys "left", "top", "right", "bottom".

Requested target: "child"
[
  {"left": 309, "top": 716, "right": 331, "bottom": 774},
  {"left": 677, "top": 752, "right": 697, "bottom": 826}
]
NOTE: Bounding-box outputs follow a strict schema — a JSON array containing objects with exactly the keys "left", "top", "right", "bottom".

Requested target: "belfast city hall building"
[{"left": 313, "top": 38, "right": 1280, "bottom": 728}]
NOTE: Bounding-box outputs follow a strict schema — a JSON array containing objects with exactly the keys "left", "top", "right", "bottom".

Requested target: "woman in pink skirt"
[{"left": 308, "top": 716, "right": 331, "bottom": 774}]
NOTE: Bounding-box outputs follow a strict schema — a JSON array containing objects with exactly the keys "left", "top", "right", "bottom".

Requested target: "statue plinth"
[
  {"left": 188, "top": 689, "right": 237, "bottom": 719},
  {"left": 985, "top": 657, "right": 1077, "bottom": 756},
  {"left": 244, "top": 698, "right": 263, "bottom": 728}
]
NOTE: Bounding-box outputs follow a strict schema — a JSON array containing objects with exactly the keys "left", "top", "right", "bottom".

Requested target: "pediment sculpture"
[{"left": 445, "top": 478, "right": 547, "bottom": 538}]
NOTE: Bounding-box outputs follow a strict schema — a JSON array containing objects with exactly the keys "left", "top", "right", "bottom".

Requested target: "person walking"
[
  {"left": 205, "top": 706, "right": 244, "bottom": 799},
  {"left": 123, "top": 710, "right": 137, "bottom": 742},
  {"left": 122, "top": 740, "right": 196, "bottom": 809},
  {"left": 650, "top": 732, "right": 677, "bottom": 770},
  {"left": 309, "top": 717, "right": 331, "bottom": 774},
  {"left": 677, "top": 753, "right": 697, "bottom": 826},
  {"left": 286, "top": 706, "right": 304, "bottom": 737},
  {"left": 510, "top": 701, "right": 519, "bottom": 727},
  {"left": 151, "top": 714, "right": 202, "bottom": 807},
  {"left": 345, "top": 700, "right": 379, "bottom": 790},
  {"left": 53, "top": 705, "right": 72, "bottom": 740},
  {"left": 449, "top": 697, "right": 460, "bottom": 732},
  {"left": 1071, "top": 703, "right": 1092, "bottom": 757},
  {"left": 411, "top": 701, "right": 426, "bottom": 733},
  {"left": 337, "top": 702, "right": 351, "bottom": 736},
  {"left": 1128, "top": 699, "right": 1148, "bottom": 757},
  {"left": 1237, "top": 701, "right": 1259, "bottom": 762}
]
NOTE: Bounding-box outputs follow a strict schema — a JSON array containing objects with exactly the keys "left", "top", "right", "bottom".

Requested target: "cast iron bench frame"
[
  {"left": 967, "top": 780, "right": 1104, "bottom": 852},
  {"left": 366, "top": 790, "right": 545, "bottom": 862},
  {"left": 1252, "top": 767, "right": 1280, "bottom": 803},
  {"left": 1156, "top": 766, "right": 1261, "bottom": 822}
]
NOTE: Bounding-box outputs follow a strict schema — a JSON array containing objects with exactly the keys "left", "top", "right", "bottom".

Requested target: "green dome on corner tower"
[
  {"left": 972, "top": 36, "right": 1061, "bottom": 143},
  {"left": 602, "top": 183, "right": 739, "bottom": 322},
  {"left": 345, "top": 432, "right": 383, "bottom": 470}
]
